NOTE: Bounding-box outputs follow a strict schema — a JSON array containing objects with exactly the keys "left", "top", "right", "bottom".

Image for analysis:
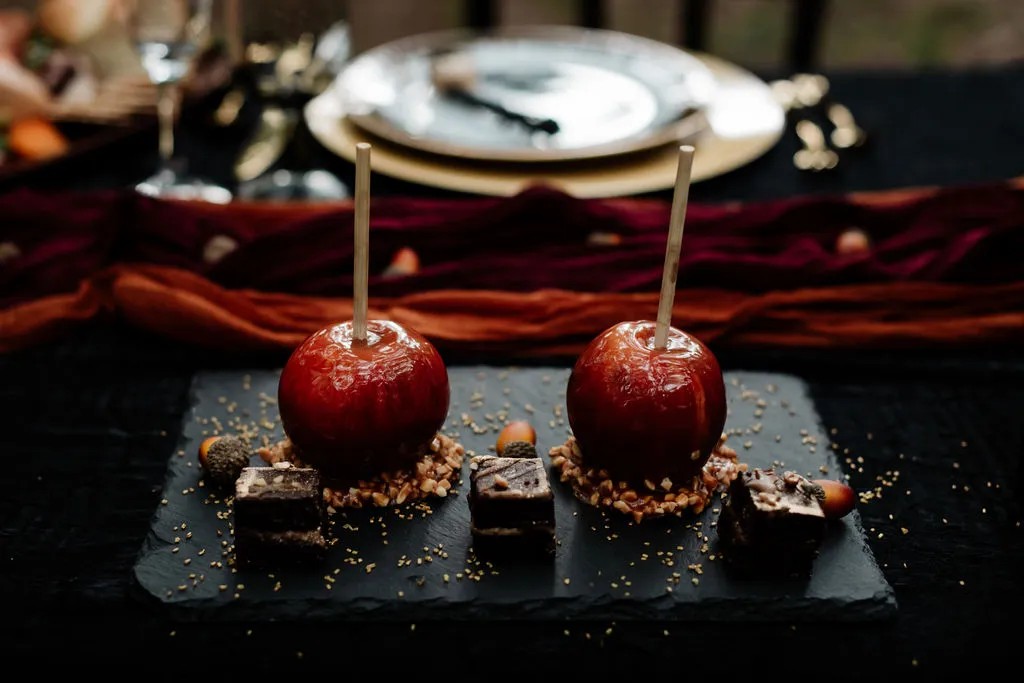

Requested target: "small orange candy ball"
[
  {"left": 496, "top": 421, "right": 537, "bottom": 455},
  {"left": 197, "top": 436, "right": 221, "bottom": 468},
  {"left": 813, "top": 479, "right": 856, "bottom": 519},
  {"left": 836, "top": 228, "right": 871, "bottom": 256}
]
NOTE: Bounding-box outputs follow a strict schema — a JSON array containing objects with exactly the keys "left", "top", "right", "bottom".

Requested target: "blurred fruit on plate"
[
  {"left": 6, "top": 116, "right": 68, "bottom": 160},
  {"left": 0, "top": 0, "right": 237, "bottom": 170}
]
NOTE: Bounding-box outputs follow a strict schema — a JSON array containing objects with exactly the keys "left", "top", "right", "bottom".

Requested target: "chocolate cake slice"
[
  {"left": 718, "top": 468, "right": 826, "bottom": 578},
  {"left": 234, "top": 464, "right": 326, "bottom": 567},
  {"left": 469, "top": 456, "right": 555, "bottom": 555},
  {"left": 234, "top": 529, "right": 328, "bottom": 568},
  {"left": 234, "top": 465, "right": 323, "bottom": 532}
]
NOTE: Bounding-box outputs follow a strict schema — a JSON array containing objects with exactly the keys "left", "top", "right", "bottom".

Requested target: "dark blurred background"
[
  {"left": 237, "top": 0, "right": 1024, "bottom": 67},
  {"left": 7, "top": 0, "right": 1019, "bottom": 67}
]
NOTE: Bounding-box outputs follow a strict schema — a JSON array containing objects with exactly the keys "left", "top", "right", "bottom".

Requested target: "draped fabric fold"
[
  {"left": 2, "top": 179, "right": 1023, "bottom": 355},
  {"left": 3, "top": 263, "right": 1022, "bottom": 356}
]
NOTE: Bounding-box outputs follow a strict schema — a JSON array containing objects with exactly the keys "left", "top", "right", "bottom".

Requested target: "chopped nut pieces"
[
  {"left": 548, "top": 434, "right": 745, "bottom": 522},
  {"left": 259, "top": 434, "right": 464, "bottom": 509}
]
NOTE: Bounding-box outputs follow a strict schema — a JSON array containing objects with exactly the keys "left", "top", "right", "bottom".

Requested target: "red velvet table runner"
[{"left": 3, "top": 179, "right": 1022, "bottom": 355}]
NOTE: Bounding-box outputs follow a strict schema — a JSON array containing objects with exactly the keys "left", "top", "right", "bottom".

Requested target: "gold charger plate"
[{"left": 304, "top": 53, "right": 785, "bottom": 197}]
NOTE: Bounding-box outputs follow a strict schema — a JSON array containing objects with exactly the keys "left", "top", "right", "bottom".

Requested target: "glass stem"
[{"left": 156, "top": 82, "right": 176, "bottom": 172}]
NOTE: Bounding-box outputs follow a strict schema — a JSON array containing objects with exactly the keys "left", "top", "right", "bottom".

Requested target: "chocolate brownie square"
[
  {"left": 718, "top": 468, "right": 826, "bottom": 578},
  {"left": 469, "top": 456, "right": 555, "bottom": 555}
]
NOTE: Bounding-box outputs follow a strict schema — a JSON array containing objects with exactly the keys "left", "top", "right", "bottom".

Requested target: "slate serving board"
[{"left": 133, "top": 367, "right": 896, "bottom": 621}]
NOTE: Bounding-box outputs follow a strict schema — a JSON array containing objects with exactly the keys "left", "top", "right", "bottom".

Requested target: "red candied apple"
[
  {"left": 278, "top": 320, "right": 449, "bottom": 480},
  {"left": 566, "top": 321, "right": 727, "bottom": 485}
]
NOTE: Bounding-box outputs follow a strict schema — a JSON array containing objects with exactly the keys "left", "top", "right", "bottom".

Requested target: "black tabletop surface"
[{"left": 2, "top": 66, "right": 1023, "bottom": 677}]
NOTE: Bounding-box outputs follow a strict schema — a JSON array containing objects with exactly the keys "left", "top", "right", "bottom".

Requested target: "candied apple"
[
  {"left": 566, "top": 321, "right": 726, "bottom": 485},
  {"left": 278, "top": 320, "right": 449, "bottom": 480}
]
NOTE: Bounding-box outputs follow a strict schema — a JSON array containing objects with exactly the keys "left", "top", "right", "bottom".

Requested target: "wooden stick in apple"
[
  {"left": 352, "top": 142, "right": 371, "bottom": 343},
  {"left": 566, "top": 143, "right": 726, "bottom": 493},
  {"left": 278, "top": 139, "right": 452, "bottom": 483},
  {"left": 653, "top": 145, "right": 695, "bottom": 350}
]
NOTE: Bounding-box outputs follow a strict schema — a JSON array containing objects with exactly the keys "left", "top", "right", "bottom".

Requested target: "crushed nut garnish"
[
  {"left": 259, "top": 434, "right": 464, "bottom": 509},
  {"left": 547, "top": 435, "right": 745, "bottom": 521}
]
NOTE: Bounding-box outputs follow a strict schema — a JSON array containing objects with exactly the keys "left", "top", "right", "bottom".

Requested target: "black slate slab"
[{"left": 132, "top": 367, "right": 896, "bottom": 621}]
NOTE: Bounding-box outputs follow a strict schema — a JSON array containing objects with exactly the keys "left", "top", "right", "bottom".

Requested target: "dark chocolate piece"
[
  {"left": 718, "top": 468, "right": 826, "bottom": 578},
  {"left": 234, "top": 528, "right": 328, "bottom": 568},
  {"left": 234, "top": 466, "right": 322, "bottom": 532},
  {"left": 469, "top": 456, "right": 555, "bottom": 553}
]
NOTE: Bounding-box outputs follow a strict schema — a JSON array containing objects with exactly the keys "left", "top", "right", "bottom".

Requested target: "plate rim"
[
  {"left": 305, "top": 52, "right": 786, "bottom": 198},
  {"left": 336, "top": 25, "right": 717, "bottom": 164}
]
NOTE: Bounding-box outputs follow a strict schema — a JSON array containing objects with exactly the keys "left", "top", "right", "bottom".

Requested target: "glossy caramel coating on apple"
[
  {"left": 278, "top": 320, "right": 450, "bottom": 480},
  {"left": 566, "top": 321, "right": 727, "bottom": 484}
]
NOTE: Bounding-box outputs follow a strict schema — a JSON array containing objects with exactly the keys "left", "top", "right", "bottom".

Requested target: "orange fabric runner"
[{"left": 4, "top": 264, "right": 1022, "bottom": 357}]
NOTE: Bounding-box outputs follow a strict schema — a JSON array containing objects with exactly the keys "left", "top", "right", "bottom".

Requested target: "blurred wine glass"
[{"left": 129, "top": 0, "right": 231, "bottom": 202}]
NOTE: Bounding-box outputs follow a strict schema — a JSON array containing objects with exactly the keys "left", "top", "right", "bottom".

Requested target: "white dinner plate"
[{"left": 335, "top": 26, "right": 717, "bottom": 163}]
